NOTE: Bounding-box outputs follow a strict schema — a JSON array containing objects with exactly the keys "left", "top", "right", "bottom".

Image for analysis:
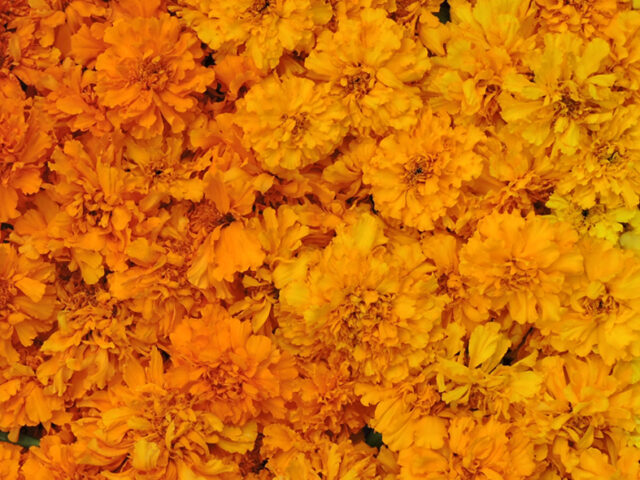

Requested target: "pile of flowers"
[{"left": 2, "top": 0, "right": 640, "bottom": 478}]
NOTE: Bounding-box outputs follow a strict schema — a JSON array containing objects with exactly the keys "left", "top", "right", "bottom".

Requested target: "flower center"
[
  {"left": 133, "top": 57, "right": 169, "bottom": 91},
  {"left": 345, "top": 71, "right": 372, "bottom": 98},
  {"left": 404, "top": 154, "right": 437, "bottom": 185},
  {"left": 248, "top": 0, "right": 270, "bottom": 15}
]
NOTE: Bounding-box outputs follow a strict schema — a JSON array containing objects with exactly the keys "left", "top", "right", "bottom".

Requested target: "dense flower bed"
[{"left": 2, "top": 0, "right": 640, "bottom": 478}]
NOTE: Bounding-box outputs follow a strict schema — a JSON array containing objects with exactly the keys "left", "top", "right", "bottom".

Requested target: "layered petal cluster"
[{"left": 3, "top": 0, "right": 640, "bottom": 478}]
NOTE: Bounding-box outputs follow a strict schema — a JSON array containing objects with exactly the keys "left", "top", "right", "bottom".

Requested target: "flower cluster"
[{"left": 1, "top": 0, "right": 640, "bottom": 479}]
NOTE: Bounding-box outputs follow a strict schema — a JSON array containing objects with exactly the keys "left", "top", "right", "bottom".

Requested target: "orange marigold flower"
[
  {"left": 167, "top": 304, "right": 298, "bottom": 425},
  {"left": 459, "top": 211, "right": 584, "bottom": 325},
  {"left": 274, "top": 211, "right": 448, "bottom": 383},
  {"left": 0, "top": 244, "right": 56, "bottom": 364},
  {"left": 398, "top": 416, "right": 535, "bottom": 480},
  {"left": 21, "top": 434, "right": 104, "bottom": 480},
  {"left": 362, "top": 109, "right": 484, "bottom": 231},
  {"left": 232, "top": 73, "right": 348, "bottom": 172},
  {"left": 72, "top": 348, "right": 249, "bottom": 479},
  {"left": 93, "top": 14, "right": 215, "bottom": 138},
  {"left": 305, "top": 7, "right": 430, "bottom": 134},
  {"left": 0, "top": 76, "right": 52, "bottom": 222},
  {"left": 0, "top": 349, "right": 70, "bottom": 442},
  {"left": 0, "top": 442, "right": 21, "bottom": 480},
  {"left": 171, "top": 0, "right": 332, "bottom": 71}
]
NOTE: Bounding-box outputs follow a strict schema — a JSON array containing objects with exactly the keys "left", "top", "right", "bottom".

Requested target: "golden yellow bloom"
[
  {"left": 233, "top": 73, "right": 348, "bottom": 172},
  {"left": 499, "top": 32, "right": 623, "bottom": 155},
  {"left": 459, "top": 212, "right": 584, "bottom": 325},
  {"left": 555, "top": 107, "right": 640, "bottom": 209},
  {"left": 542, "top": 238, "right": 640, "bottom": 364},
  {"left": 362, "top": 109, "right": 484, "bottom": 231},
  {"left": 426, "top": 0, "right": 537, "bottom": 123},
  {"left": 305, "top": 7, "right": 430, "bottom": 134},
  {"left": 275, "top": 211, "right": 447, "bottom": 383},
  {"left": 172, "top": 0, "right": 332, "bottom": 71},
  {"left": 546, "top": 192, "right": 638, "bottom": 243},
  {"left": 93, "top": 14, "right": 215, "bottom": 138},
  {"left": 535, "top": 0, "right": 627, "bottom": 37}
]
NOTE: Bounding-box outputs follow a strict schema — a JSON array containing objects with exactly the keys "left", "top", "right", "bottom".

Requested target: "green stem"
[{"left": 0, "top": 431, "right": 40, "bottom": 448}]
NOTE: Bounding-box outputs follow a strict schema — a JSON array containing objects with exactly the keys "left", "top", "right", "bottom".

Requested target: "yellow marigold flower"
[
  {"left": 535, "top": 0, "right": 627, "bottom": 37},
  {"left": 274, "top": 211, "right": 448, "bottom": 383},
  {"left": 357, "top": 371, "right": 444, "bottom": 451},
  {"left": 0, "top": 76, "right": 52, "bottom": 222},
  {"left": 476, "top": 132, "right": 561, "bottom": 216},
  {"left": 233, "top": 73, "right": 348, "bottom": 172},
  {"left": 171, "top": 0, "right": 332, "bottom": 71},
  {"left": 542, "top": 238, "right": 640, "bottom": 364},
  {"left": 459, "top": 211, "right": 583, "bottom": 325},
  {"left": 528, "top": 354, "right": 640, "bottom": 449},
  {"left": 398, "top": 416, "right": 535, "bottom": 480},
  {"left": 0, "top": 244, "right": 56, "bottom": 364},
  {"left": 435, "top": 323, "right": 543, "bottom": 411},
  {"left": 362, "top": 109, "right": 484, "bottom": 231},
  {"left": 555, "top": 107, "right": 640, "bottom": 209},
  {"left": 499, "top": 32, "right": 623, "bottom": 155},
  {"left": 93, "top": 14, "right": 215, "bottom": 138},
  {"left": 305, "top": 7, "right": 430, "bottom": 134},
  {"left": 546, "top": 192, "right": 637, "bottom": 243},
  {"left": 167, "top": 304, "right": 298, "bottom": 425},
  {"left": 427, "top": 0, "right": 537, "bottom": 122},
  {"left": 73, "top": 349, "right": 248, "bottom": 479}
]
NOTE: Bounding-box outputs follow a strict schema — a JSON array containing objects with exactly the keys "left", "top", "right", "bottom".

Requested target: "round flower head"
[
  {"left": 459, "top": 211, "right": 584, "bottom": 325},
  {"left": 234, "top": 74, "right": 348, "bottom": 172},
  {"left": 274, "top": 211, "right": 448, "bottom": 383},
  {"left": 93, "top": 14, "right": 215, "bottom": 138},
  {"left": 362, "top": 109, "right": 484, "bottom": 231},
  {"left": 172, "top": 0, "right": 332, "bottom": 71},
  {"left": 305, "top": 7, "right": 430, "bottom": 135}
]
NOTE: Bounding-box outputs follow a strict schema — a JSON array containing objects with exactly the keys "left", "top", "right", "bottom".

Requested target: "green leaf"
[{"left": 0, "top": 431, "right": 40, "bottom": 448}]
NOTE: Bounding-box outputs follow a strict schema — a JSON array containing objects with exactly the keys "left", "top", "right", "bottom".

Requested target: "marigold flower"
[
  {"left": 362, "top": 109, "right": 484, "bottom": 231},
  {"left": 305, "top": 7, "right": 430, "bottom": 134},
  {"left": 172, "top": 0, "right": 332, "bottom": 71},
  {"left": 499, "top": 32, "right": 623, "bottom": 155},
  {"left": 542, "top": 238, "right": 640, "bottom": 364},
  {"left": 0, "top": 244, "right": 56, "bottom": 364},
  {"left": 459, "top": 211, "right": 584, "bottom": 325},
  {"left": 0, "top": 76, "right": 52, "bottom": 222},
  {"left": 233, "top": 73, "right": 348, "bottom": 172},
  {"left": 275, "top": 211, "right": 448, "bottom": 383},
  {"left": 92, "top": 14, "right": 215, "bottom": 138},
  {"left": 167, "top": 304, "right": 298, "bottom": 425}
]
